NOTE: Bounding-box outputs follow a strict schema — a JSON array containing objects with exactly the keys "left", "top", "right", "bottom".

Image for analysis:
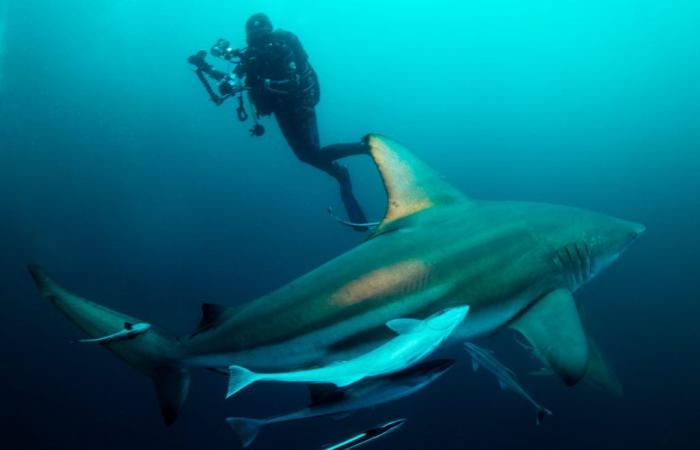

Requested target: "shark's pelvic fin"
[
  {"left": 364, "top": 134, "right": 469, "bottom": 236},
  {"left": 26, "top": 265, "right": 189, "bottom": 425},
  {"left": 509, "top": 289, "right": 589, "bottom": 386},
  {"left": 386, "top": 318, "right": 421, "bottom": 334}
]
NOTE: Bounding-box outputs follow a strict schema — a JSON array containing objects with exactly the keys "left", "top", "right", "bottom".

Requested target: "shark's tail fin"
[
  {"left": 26, "top": 265, "right": 190, "bottom": 425},
  {"left": 227, "top": 365, "right": 258, "bottom": 398},
  {"left": 536, "top": 406, "right": 553, "bottom": 425},
  {"left": 226, "top": 417, "right": 265, "bottom": 448}
]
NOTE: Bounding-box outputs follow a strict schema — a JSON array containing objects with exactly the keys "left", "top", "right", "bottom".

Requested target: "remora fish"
[
  {"left": 226, "top": 306, "right": 468, "bottom": 398},
  {"left": 27, "top": 134, "right": 644, "bottom": 425},
  {"left": 73, "top": 322, "right": 151, "bottom": 344},
  {"left": 321, "top": 418, "right": 407, "bottom": 450},
  {"left": 226, "top": 358, "right": 454, "bottom": 448},
  {"left": 465, "top": 342, "right": 552, "bottom": 424}
]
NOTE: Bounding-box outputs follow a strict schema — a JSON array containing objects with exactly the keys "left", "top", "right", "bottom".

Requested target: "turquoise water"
[{"left": 1, "top": 1, "right": 699, "bottom": 449}]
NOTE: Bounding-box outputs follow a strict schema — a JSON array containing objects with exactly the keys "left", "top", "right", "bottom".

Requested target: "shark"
[{"left": 27, "top": 134, "right": 644, "bottom": 425}]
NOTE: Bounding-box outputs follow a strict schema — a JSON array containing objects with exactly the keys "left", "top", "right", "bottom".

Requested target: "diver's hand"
[
  {"left": 187, "top": 50, "right": 210, "bottom": 70},
  {"left": 218, "top": 75, "right": 242, "bottom": 96}
]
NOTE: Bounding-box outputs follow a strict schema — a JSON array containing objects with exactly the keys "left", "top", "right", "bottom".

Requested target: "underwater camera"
[{"left": 210, "top": 38, "right": 242, "bottom": 61}]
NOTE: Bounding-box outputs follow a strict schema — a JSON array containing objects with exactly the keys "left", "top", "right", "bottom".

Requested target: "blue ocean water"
[{"left": 1, "top": 1, "right": 698, "bottom": 449}]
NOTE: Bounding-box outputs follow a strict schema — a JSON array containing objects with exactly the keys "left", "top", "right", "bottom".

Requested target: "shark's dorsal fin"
[
  {"left": 365, "top": 134, "right": 469, "bottom": 236},
  {"left": 306, "top": 383, "right": 345, "bottom": 406},
  {"left": 509, "top": 289, "right": 589, "bottom": 386}
]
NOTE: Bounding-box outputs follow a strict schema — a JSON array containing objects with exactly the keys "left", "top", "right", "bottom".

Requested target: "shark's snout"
[
  {"left": 615, "top": 219, "right": 646, "bottom": 252},
  {"left": 631, "top": 222, "right": 646, "bottom": 238},
  {"left": 589, "top": 218, "right": 645, "bottom": 278}
]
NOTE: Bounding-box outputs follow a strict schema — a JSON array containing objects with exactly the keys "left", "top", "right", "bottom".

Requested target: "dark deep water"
[{"left": 1, "top": 1, "right": 699, "bottom": 449}]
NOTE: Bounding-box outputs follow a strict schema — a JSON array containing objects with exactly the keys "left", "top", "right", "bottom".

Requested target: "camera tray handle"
[{"left": 194, "top": 68, "right": 227, "bottom": 106}]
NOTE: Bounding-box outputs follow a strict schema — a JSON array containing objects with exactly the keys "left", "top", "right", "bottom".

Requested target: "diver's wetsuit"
[{"left": 204, "top": 30, "right": 368, "bottom": 224}]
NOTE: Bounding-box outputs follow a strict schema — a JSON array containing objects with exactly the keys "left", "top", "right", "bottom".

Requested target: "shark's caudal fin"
[
  {"left": 227, "top": 365, "right": 258, "bottom": 398},
  {"left": 364, "top": 134, "right": 471, "bottom": 237},
  {"left": 226, "top": 417, "right": 264, "bottom": 448},
  {"left": 26, "top": 265, "right": 189, "bottom": 425}
]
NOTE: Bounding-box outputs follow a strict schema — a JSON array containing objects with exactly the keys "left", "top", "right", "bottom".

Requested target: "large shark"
[{"left": 27, "top": 134, "right": 644, "bottom": 425}]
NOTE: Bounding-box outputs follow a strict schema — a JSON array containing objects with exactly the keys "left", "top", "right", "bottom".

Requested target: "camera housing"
[{"left": 210, "top": 38, "right": 241, "bottom": 61}]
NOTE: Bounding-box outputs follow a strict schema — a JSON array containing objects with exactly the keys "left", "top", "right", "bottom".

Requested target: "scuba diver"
[{"left": 188, "top": 13, "right": 370, "bottom": 228}]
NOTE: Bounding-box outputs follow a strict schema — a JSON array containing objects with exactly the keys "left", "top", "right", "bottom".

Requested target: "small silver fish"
[{"left": 321, "top": 418, "right": 407, "bottom": 450}]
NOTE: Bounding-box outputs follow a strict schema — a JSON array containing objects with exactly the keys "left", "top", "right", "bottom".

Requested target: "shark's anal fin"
[
  {"left": 509, "top": 289, "right": 589, "bottom": 386},
  {"left": 365, "top": 134, "right": 469, "bottom": 237}
]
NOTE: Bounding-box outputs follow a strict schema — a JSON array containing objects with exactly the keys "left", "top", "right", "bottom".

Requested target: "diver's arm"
[
  {"left": 264, "top": 67, "right": 300, "bottom": 94},
  {"left": 262, "top": 32, "right": 307, "bottom": 95},
  {"left": 276, "top": 30, "right": 308, "bottom": 69}
]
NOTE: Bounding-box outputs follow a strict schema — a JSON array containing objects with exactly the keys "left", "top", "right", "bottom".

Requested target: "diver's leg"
[
  {"left": 274, "top": 106, "right": 368, "bottom": 226},
  {"left": 300, "top": 111, "right": 368, "bottom": 225},
  {"left": 318, "top": 142, "right": 370, "bottom": 162}
]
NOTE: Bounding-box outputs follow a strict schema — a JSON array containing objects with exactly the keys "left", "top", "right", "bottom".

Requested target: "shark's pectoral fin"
[
  {"left": 365, "top": 134, "right": 471, "bottom": 238},
  {"left": 386, "top": 318, "right": 421, "bottom": 334},
  {"left": 509, "top": 289, "right": 589, "bottom": 386}
]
